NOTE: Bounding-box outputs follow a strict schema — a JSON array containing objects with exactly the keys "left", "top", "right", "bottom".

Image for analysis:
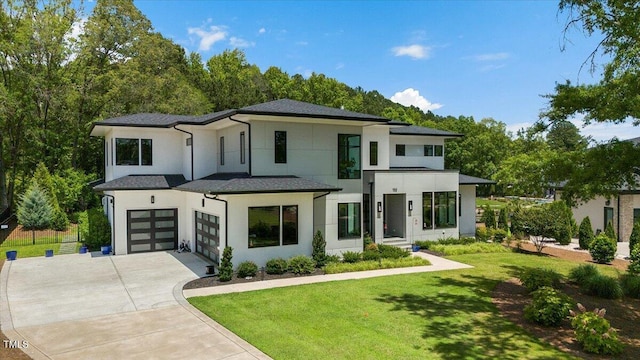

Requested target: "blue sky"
[{"left": 83, "top": 0, "right": 639, "bottom": 141}]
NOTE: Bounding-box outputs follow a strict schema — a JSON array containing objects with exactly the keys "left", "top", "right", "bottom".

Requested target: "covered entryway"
[
  {"left": 384, "top": 194, "right": 406, "bottom": 238},
  {"left": 195, "top": 211, "right": 220, "bottom": 264},
  {"left": 127, "top": 209, "right": 178, "bottom": 253}
]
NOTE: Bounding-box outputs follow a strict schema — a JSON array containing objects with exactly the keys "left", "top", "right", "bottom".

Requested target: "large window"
[
  {"left": 115, "top": 138, "right": 152, "bottom": 166},
  {"left": 369, "top": 141, "right": 378, "bottom": 166},
  {"left": 248, "top": 206, "right": 280, "bottom": 248},
  {"left": 422, "top": 192, "right": 433, "bottom": 229},
  {"left": 434, "top": 145, "right": 443, "bottom": 157},
  {"left": 338, "top": 203, "right": 361, "bottom": 239},
  {"left": 220, "top": 137, "right": 225, "bottom": 165},
  {"left": 634, "top": 208, "right": 640, "bottom": 224},
  {"left": 240, "top": 131, "right": 246, "bottom": 164},
  {"left": 275, "top": 131, "right": 287, "bottom": 163},
  {"left": 435, "top": 191, "right": 457, "bottom": 228},
  {"left": 248, "top": 205, "right": 298, "bottom": 248},
  {"left": 282, "top": 205, "right": 298, "bottom": 245},
  {"left": 338, "top": 134, "right": 361, "bottom": 179}
]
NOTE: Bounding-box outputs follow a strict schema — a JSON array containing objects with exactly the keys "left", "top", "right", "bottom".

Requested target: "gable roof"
[
  {"left": 92, "top": 109, "right": 236, "bottom": 130},
  {"left": 238, "top": 99, "right": 389, "bottom": 122},
  {"left": 94, "top": 175, "right": 188, "bottom": 191},
  {"left": 390, "top": 125, "right": 463, "bottom": 137}
]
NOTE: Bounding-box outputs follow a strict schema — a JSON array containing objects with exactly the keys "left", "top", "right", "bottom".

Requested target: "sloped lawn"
[{"left": 189, "top": 252, "right": 622, "bottom": 359}]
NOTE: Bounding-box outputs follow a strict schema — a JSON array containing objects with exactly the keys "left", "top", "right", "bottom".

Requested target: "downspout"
[
  {"left": 204, "top": 193, "right": 228, "bottom": 251},
  {"left": 228, "top": 116, "right": 252, "bottom": 176},
  {"left": 173, "top": 125, "right": 194, "bottom": 181},
  {"left": 103, "top": 194, "right": 115, "bottom": 254}
]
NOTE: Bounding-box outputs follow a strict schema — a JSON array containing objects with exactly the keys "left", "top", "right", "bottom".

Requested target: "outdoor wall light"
[
  {"left": 377, "top": 202, "right": 382, "bottom": 213},
  {"left": 151, "top": 195, "right": 155, "bottom": 204},
  {"left": 408, "top": 201, "right": 413, "bottom": 212}
]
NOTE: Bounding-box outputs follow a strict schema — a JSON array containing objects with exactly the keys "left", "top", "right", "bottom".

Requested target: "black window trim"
[{"left": 115, "top": 138, "right": 152, "bottom": 166}]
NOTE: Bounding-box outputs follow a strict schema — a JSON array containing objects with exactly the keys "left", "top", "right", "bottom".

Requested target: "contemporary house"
[{"left": 91, "top": 99, "right": 491, "bottom": 267}]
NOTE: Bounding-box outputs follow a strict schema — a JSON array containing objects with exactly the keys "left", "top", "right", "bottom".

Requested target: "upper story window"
[
  {"left": 370, "top": 141, "right": 378, "bottom": 166},
  {"left": 396, "top": 144, "right": 406, "bottom": 156},
  {"left": 240, "top": 132, "right": 246, "bottom": 164},
  {"left": 338, "top": 134, "right": 361, "bottom": 179},
  {"left": 424, "top": 145, "right": 443, "bottom": 157},
  {"left": 220, "top": 136, "right": 225, "bottom": 165},
  {"left": 115, "top": 138, "right": 152, "bottom": 166},
  {"left": 424, "top": 145, "right": 434, "bottom": 156},
  {"left": 434, "top": 145, "right": 443, "bottom": 157},
  {"left": 275, "top": 131, "right": 287, "bottom": 163}
]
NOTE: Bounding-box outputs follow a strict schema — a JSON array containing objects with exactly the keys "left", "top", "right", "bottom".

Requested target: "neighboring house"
[{"left": 91, "top": 99, "right": 492, "bottom": 267}]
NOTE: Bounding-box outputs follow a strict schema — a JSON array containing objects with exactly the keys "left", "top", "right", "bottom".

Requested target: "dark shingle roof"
[
  {"left": 459, "top": 174, "right": 495, "bottom": 185},
  {"left": 94, "top": 175, "right": 187, "bottom": 191},
  {"left": 390, "top": 125, "right": 462, "bottom": 137},
  {"left": 238, "top": 99, "right": 389, "bottom": 122},
  {"left": 177, "top": 173, "right": 341, "bottom": 194},
  {"left": 92, "top": 109, "right": 236, "bottom": 129}
]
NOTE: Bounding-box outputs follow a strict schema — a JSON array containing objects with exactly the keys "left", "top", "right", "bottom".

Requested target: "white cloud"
[
  {"left": 568, "top": 117, "right": 640, "bottom": 143},
  {"left": 505, "top": 122, "right": 533, "bottom": 136},
  {"left": 479, "top": 64, "right": 506, "bottom": 72},
  {"left": 188, "top": 24, "right": 227, "bottom": 51},
  {"left": 391, "top": 88, "right": 442, "bottom": 112},
  {"left": 392, "top": 44, "right": 430, "bottom": 59},
  {"left": 258, "top": 27, "right": 266, "bottom": 34},
  {"left": 230, "top": 36, "right": 254, "bottom": 48},
  {"left": 336, "top": 62, "right": 345, "bottom": 70},
  {"left": 471, "top": 52, "right": 510, "bottom": 61}
]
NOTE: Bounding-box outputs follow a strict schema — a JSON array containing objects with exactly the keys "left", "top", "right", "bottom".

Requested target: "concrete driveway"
[{"left": 0, "top": 251, "right": 270, "bottom": 360}]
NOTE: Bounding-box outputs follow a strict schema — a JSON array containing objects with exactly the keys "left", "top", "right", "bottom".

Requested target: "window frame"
[
  {"left": 424, "top": 145, "right": 434, "bottom": 156},
  {"left": 282, "top": 205, "right": 298, "bottom": 245},
  {"left": 248, "top": 206, "right": 280, "bottom": 248},
  {"left": 338, "top": 202, "right": 361, "bottom": 239},
  {"left": 337, "top": 134, "right": 361, "bottom": 179},
  {"left": 275, "top": 131, "right": 287, "bottom": 164},
  {"left": 240, "top": 131, "right": 246, "bottom": 164},
  {"left": 220, "top": 136, "right": 225, "bottom": 166},
  {"left": 434, "top": 191, "right": 457, "bottom": 229},
  {"left": 115, "top": 138, "right": 152, "bottom": 166},
  {"left": 434, "top": 145, "right": 444, "bottom": 157},
  {"left": 422, "top": 192, "right": 433, "bottom": 230},
  {"left": 369, "top": 141, "right": 378, "bottom": 166}
]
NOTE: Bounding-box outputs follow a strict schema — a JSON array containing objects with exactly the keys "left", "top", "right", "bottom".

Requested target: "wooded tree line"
[{"left": 0, "top": 0, "right": 637, "bottom": 215}]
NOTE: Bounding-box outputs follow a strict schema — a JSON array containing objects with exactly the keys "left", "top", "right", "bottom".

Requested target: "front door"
[{"left": 383, "top": 193, "right": 406, "bottom": 238}]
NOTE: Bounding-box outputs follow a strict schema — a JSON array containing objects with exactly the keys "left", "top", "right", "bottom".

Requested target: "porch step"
[{"left": 381, "top": 238, "right": 412, "bottom": 251}]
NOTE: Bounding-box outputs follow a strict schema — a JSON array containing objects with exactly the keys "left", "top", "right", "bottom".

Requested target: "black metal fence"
[{"left": 0, "top": 215, "right": 81, "bottom": 247}]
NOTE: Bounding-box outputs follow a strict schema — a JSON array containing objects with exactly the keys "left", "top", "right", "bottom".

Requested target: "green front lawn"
[
  {"left": 476, "top": 197, "right": 508, "bottom": 209},
  {"left": 189, "top": 253, "right": 621, "bottom": 359},
  {"left": 1, "top": 243, "right": 81, "bottom": 258}
]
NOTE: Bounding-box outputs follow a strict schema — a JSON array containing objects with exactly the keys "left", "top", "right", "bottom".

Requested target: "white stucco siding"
[
  {"left": 183, "top": 192, "right": 227, "bottom": 260},
  {"left": 362, "top": 125, "right": 390, "bottom": 170},
  {"left": 373, "top": 171, "right": 459, "bottom": 243},
  {"left": 389, "top": 135, "right": 445, "bottom": 170},
  {"left": 570, "top": 195, "right": 615, "bottom": 235},
  {"left": 217, "top": 124, "right": 249, "bottom": 174},
  {"left": 459, "top": 185, "right": 477, "bottom": 236},
  {"left": 109, "top": 190, "right": 186, "bottom": 255},
  {"left": 323, "top": 192, "right": 363, "bottom": 256},
  {"left": 225, "top": 193, "right": 315, "bottom": 268},
  {"left": 108, "top": 128, "right": 184, "bottom": 181},
  {"left": 192, "top": 128, "right": 218, "bottom": 179}
]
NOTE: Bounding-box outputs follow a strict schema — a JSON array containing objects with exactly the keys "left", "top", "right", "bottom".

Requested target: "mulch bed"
[
  {"left": 0, "top": 259, "right": 32, "bottom": 360},
  {"left": 494, "top": 244, "right": 640, "bottom": 359},
  {"left": 183, "top": 268, "right": 325, "bottom": 290}
]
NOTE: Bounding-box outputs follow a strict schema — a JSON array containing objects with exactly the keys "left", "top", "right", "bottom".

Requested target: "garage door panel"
[
  {"left": 195, "top": 211, "right": 219, "bottom": 264},
  {"left": 127, "top": 209, "right": 177, "bottom": 253}
]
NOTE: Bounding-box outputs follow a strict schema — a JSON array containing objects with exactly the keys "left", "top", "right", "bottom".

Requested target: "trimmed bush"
[
  {"left": 362, "top": 250, "right": 380, "bottom": 261},
  {"left": 378, "top": 244, "right": 410, "bottom": 259},
  {"left": 570, "top": 304, "right": 623, "bottom": 355},
  {"left": 324, "top": 254, "right": 341, "bottom": 264},
  {"left": 518, "top": 268, "right": 562, "bottom": 293},
  {"left": 630, "top": 222, "right": 640, "bottom": 257},
  {"left": 492, "top": 228, "right": 508, "bottom": 243},
  {"left": 430, "top": 242, "right": 509, "bottom": 256},
  {"left": 265, "top": 258, "right": 288, "bottom": 275},
  {"left": 604, "top": 220, "right": 617, "bottom": 242},
  {"left": 584, "top": 274, "right": 623, "bottom": 299},
  {"left": 312, "top": 231, "right": 327, "bottom": 267},
  {"left": 568, "top": 264, "right": 599, "bottom": 286},
  {"left": 548, "top": 201, "right": 573, "bottom": 245},
  {"left": 219, "top": 247, "right": 233, "bottom": 282},
  {"left": 589, "top": 234, "right": 616, "bottom": 264},
  {"left": 342, "top": 251, "right": 361, "bottom": 263},
  {"left": 628, "top": 242, "right": 640, "bottom": 276},
  {"left": 84, "top": 208, "right": 111, "bottom": 251},
  {"left": 237, "top": 261, "right": 258, "bottom": 278},
  {"left": 414, "top": 240, "right": 431, "bottom": 250},
  {"left": 524, "top": 286, "right": 574, "bottom": 326},
  {"left": 578, "top": 216, "right": 594, "bottom": 250},
  {"left": 497, "top": 207, "right": 509, "bottom": 232},
  {"left": 620, "top": 274, "right": 640, "bottom": 298},
  {"left": 475, "top": 227, "right": 490, "bottom": 242},
  {"left": 288, "top": 255, "right": 316, "bottom": 275},
  {"left": 480, "top": 206, "right": 496, "bottom": 228}
]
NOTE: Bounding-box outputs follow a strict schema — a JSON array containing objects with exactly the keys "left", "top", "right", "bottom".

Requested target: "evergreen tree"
[
  {"left": 498, "top": 207, "right": 509, "bottom": 232},
  {"left": 32, "top": 163, "right": 68, "bottom": 230},
  {"left": 604, "top": 220, "right": 617, "bottom": 242},
  {"left": 578, "top": 216, "right": 594, "bottom": 250},
  {"left": 219, "top": 246, "right": 234, "bottom": 282},
  {"left": 481, "top": 205, "right": 496, "bottom": 229},
  {"left": 311, "top": 230, "right": 326, "bottom": 267},
  {"left": 17, "top": 184, "right": 53, "bottom": 244},
  {"left": 629, "top": 221, "right": 640, "bottom": 257}
]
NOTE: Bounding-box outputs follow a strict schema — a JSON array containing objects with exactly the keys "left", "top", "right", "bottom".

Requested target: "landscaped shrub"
[
  {"left": 518, "top": 267, "right": 562, "bottom": 292},
  {"left": 492, "top": 228, "right": 508, "bottom": 243},
  {"left": 219, "top": 247, "right": 233, "bottom": 282},
  {"left": 480, "top": 205, "right": 496, "bottom": 228},
  {"left": 288, "top": 255, "right": 316, "bottom": 275},
  {"left": 342, "top": 251, "right": 361, "bottom": 263},
  {"left": 604, "top": 220, "right": 617, "bottom": 242},
  {"left": 324, "top": 254, "right": 341, "bottom": 263},
  {"left": 17, "top": 184, "right": 53, "bottom": 232},
  {"left": 362, "top": 250, "right": 380, "bottom": 261},
  {"left": 630, "top": 222, "right": 640, "bottom": 257},
  {"left": 436, "top": 236, "right": 478, "bottom": 246},
  {"left": 578, "top": 216, "right": 594, "bottom": 250},
  {"left": 547, "top": 201, "right": 573, "bottom": 245},
  {"left": 568, "top": 264, "right": 599, "bottom": 286},
  {"left": 312, "top": 230, "right": 327, "bottom": 267},
  {"left": 324, "top": 257, "right": 430, "bottom": 274},
  {"left": 430, "top": 242, "right": 509, "bottom": 256},
  {"left": 620, "top": 274, "right": 640, "bottom": 298},
  {"left": 589, "top": 234, "right": 616, "bottom": 264},
  {"left": 524, "top": 286, "right": 574, "bottom": 326},
  {"left": 364, "top": 242, "right": 378, "bottom": 251},
  {"left": 236, "top": 261, "right": 258, "bottom": 278},
  {"left": 628, "top": 242, "right": 640, "bottom": 276},
  {"left": 84, "top": 208, "right": 111, "bottom": 251},
  {"left": 475, "top": 226, "right": 490, "bottom": 242},
  {"left": 570, "top": 304, "right": 623, "bottom": 355},
  {"left": 497, "top": 207, "right": 509, "bottom": 232},
  {"left": 363, "top": 233, "right": 373, "bottom": 247},
  {"left": 414, "top": 240, "right": 431, "bottom": 250},
  {"left": 265, "top": 258, "right": 288, "bottom": 275},
  {"left": 584, "top": 274, "right": 623, "bottom": 299},
  {"left": 377, "top": 244, "right": 410, "bottom": 259}
]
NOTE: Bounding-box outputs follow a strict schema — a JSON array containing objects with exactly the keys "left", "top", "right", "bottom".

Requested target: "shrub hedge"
[{"left": 518, "top": 267, "right": 562, "bottom": 293}]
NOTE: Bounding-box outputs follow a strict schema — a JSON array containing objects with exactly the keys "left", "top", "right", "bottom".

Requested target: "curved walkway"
[{"left": 1, "top": 251, "right": 471, "bottom": 360}]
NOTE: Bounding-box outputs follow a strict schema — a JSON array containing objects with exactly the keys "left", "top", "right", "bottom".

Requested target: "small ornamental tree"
[
  {"left": 629, "top": 221, "right": 640, "bottom": 256},
  {"left": 589, "top": 234, "right": 616, "bottom": 264},
  {"left": 219, "top": 246, "right": 233, "bottom": 282},
  {"left": 522, "top": 206, "right": 557, "bottom": 254},
  {"left": 578, "top": 216, "right": 594, "bottom": 250},
  {"left": 627, "top": 242, "right": 640, "bottom": 276},
  {"left": 312, "top": 230, "right": 327, "bottom": 267},
  {"left": 497, "top": 207, "right": 509, "bottom": 233},
  {"left": 17, "top": 184, "right": 53, "bottom": 244},
  {"left": 481, "top": 205, "right": 496, "bottom": 229},
  {"left": 31, "top": 163, "right": 69, "bottom": 231},
  {"left": 604, "top": 220, "right": 617, "bottom": 243},
  {"left": 548, "top": 201, "right": 573, "bottom": 245}
]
